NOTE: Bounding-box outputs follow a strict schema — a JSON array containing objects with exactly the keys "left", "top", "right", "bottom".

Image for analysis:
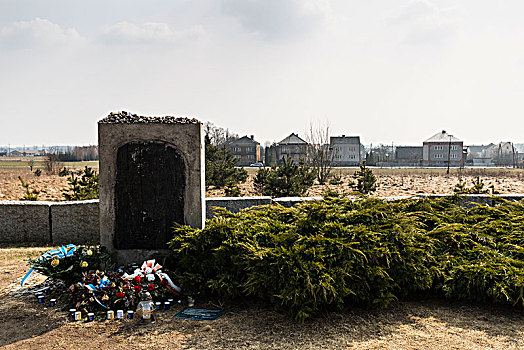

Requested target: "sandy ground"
[
  {"left": 2, "top": 166, "right": 524, "bottom": 201},
  {"left": 209, "top": 167, "right": 524, "bottom": 198},
  {"left": 1, "top": 246, "right": 523, "bottom": 349}
]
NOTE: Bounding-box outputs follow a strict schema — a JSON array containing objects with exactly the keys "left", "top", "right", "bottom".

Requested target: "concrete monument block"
[{"left": 98, "top": 112, "right": 205, "bottom": 263}]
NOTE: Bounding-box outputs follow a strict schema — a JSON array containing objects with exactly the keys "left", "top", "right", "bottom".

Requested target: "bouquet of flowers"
[
  {"left": 69, "top": 259, "right": 182, "bottom": 314},
  {"left": 28, "top": 245, "right": 112, "bottom": 287}
]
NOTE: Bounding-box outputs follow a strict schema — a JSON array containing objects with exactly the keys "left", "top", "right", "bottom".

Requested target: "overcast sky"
[{"left": 1, "top": 0, "right": 524, "bottom": 147}]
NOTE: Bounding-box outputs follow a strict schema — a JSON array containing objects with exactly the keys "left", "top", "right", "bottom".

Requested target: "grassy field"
[{"left": 0, "top": 158, "right": 98, "bottom": 169}]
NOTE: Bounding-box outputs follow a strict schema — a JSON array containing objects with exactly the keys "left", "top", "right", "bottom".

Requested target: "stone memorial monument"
[{"left": 98, "top": 111, "right": 205, "bottom": 263}]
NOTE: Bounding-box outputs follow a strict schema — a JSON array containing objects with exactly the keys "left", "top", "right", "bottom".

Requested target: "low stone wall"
[
  {"left": 0, "top": 201, "right": 51, "bottom": 243},
  {"left": 1, "top": 194, "right": 523, "bottom": 244},
  {"left": 206, "top": 196, "right": 272, "bottom": 218},
  {"left": 0, "top": 200, "right": 99, "bottom": 244},
  {"left": 50, "top": 200, "right": 100, "bottom": 244}
]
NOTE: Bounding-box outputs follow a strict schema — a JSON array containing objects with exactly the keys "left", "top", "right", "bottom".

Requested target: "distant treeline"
[{"left": 53, "top": 145, "right": 99, "bottom": 161}]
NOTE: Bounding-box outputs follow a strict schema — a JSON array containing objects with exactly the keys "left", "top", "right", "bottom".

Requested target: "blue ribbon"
[
  {"left": 83, "top": 276, "right": 111, "bottom": 291},
  {"left": 21, "top": 244, "right": 77, "bottom": 287},
  {"left": 77, "top": 276, "right": 111, "bottom": 309}
]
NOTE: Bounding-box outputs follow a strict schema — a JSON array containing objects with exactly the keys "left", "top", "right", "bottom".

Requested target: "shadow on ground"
[{"left": 1, "top": 295, "right": 523, "bottom": 349}]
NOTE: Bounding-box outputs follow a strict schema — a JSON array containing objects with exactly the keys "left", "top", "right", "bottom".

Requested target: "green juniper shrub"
[
  {"left": 169, "top": 196, "right": 524, "bottom": 321},
  {"left": 169, "top": 198, "right": 436, "bottom": 321},
  {"left": 59, "top": 167, "right": 70, "bottom": 177},
  {"left": 453, "top": 177, "right": 490, "bottom": 194},
  {"left": 253, "top": 157, "right": 316, "bottom": 197},
  {"left": 453, "top": 179, "right": 468, "bottom": 194},
  {"left": 352, "top": 161, "right": 377, "bottom": 195},
  {"left": 62, "top": 166, "right": 99, "bottom": 200},
  {"left": 224, "top": 180, "right": 241, "bottom": 197},
  {"left": 19, "top": 176, "right": 38, "bottom": 201},
  {"left": 321, "top": 186, "right": 340, "bottom": 198},
  {"left": 329, "top": 174, "right": 343, "bottom": 185}
]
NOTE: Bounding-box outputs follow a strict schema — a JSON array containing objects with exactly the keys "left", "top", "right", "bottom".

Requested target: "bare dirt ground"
[
  {"left": 0, "top": 161, "right": 97, "bottom": 201},
  {"left": 1, "top": 246, "right": 523, "bottom": 349},
  {"left": 2, "top": 162, "right": 524, "bottom": 201},
  {"left": 209, "top": 167, "right": 524, "bottom": 198}
]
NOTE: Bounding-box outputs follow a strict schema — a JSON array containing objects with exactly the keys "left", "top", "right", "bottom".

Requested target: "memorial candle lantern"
[{"left": 136, "top": 292, "right": 155, "bottom": 325}]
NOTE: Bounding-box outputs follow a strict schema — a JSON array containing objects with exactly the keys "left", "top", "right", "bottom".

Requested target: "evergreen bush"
[
  {"left": 205, "top": 135, "right": 248, "bottom": 188},
  {"left": 253, "top": 158, "right": 316, "bottom": 197},
  {"left": 352, "top": 161, "right": 377, "bottom": 194},
  {"left": 19, "top": 176, "right": 38, "bottom": 201},
  {"left": 62, "top": 166, "right": 99, "bottom": 200},
  {"left": 169, "top": 197, "right": 524, "bottom": 321}
]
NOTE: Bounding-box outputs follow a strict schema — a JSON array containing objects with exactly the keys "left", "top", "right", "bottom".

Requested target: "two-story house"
[
  {"left": 423, "top": 130, "right": 464, "bottom": 166},
  {"left": 227, "top": 135, "right": 261, "bottom": 166},
  {"left": 276, "top": 133, "right": 308, "bottom": 165},
  {"left": 330, "top": 135, "right": 361, "bottom": 166}
]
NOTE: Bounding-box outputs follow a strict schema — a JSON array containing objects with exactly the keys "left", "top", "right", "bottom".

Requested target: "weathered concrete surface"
[
  {"left": 206, "top": 196, "right": 272, "bottom": 218},
  {"left": 0, "top": 201, "right": 51, "bottom": 243},
  {"left": 273, "top": 197, "right": 323, "bottom": 208},
  {"left": 50, "top": 200, "right": 100, "bottom": 244},
  {"left": 98, "top": 120, "right": 205, "bottom": 263}
]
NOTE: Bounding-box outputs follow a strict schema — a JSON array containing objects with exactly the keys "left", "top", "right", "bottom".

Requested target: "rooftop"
[
  {"left": 229, "top": 136, "right": 260, "bottom": 146},
  {"left": 424, "top": 130, "right": 461, "bottom": 143},
  {"left": 278, "top": 133, "right": 308, "bottom": 145}
]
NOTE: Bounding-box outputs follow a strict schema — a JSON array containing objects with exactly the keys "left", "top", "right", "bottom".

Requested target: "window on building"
[
  {"left": 434, "top": 154, "right": 443, "bottom": 159},
  {"left": 281, "top": 147, "right": 288, "bottom": 153},
  {"left": 451, "top": 145, "right": 458, "bottom": 151},
  {"left": 433, "top": 145, "right": 443, "bottom": 151},
  {"left": 233, "top": 147, "right": 241, "bottom": 152},
  {"left": 450, "top": 154, "right": 458, "bottom": 159},
  {"left": 248, "top": 154, "right": 254, "bottom": 159},
  {"left": 233, "top": 155, "right": 241, "bottom": 159},
  {"left": 246, "top": 147, "right": 254, "bottom": 152}
]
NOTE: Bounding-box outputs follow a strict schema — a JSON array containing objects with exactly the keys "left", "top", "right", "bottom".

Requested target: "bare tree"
[
  {"left": 44, "top": 146, "right": 63, "bottom": 174},
  {"left": 305, "top": 120, "right": 334, "bottom": 185},
  {"left": 204, "top": 122, "right": 239, "bottom": 148}
]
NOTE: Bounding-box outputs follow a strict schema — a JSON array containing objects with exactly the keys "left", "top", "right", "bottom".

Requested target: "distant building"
[
  {"left": 275, "top": 133, "right": 308, "bottom": 165},
  {"left": 466, "top": 142, "right": 517, "bottom": 166},
  {"left": 466, "top": 145, "right": 493, "bottom": 166},
  {"left": 486, "top": 142, "right": 516, "bottom": 166},
  {"left": 330, "top": 135, "right": 361, "bottom": 166},
  {"left": 227, "top": 135, "right": 261, "bottom": 166},
  {"left": 395, "top": 146, "right": 423, "bottom": 165},
  {"left": 423, "top": 130, "right": 464, "bottom": 166}
]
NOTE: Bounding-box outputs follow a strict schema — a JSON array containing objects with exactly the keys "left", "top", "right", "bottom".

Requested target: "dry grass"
[
  {"left": 1, "top": 246, "right": 523, "bottom": 349},
  {"left": 2, "top": 162, "right": 524, "bottom": 201},
  {"left": 207, "top": 167, "right": 524, "bottom": 198},
  {"left": 0, "top": 244, "right": 50, "bottom": 290}
]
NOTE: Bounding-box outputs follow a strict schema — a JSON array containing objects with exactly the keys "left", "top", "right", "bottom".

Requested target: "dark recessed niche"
[{"left": 114, "top": 141, "right": 185, "bottom": 250}]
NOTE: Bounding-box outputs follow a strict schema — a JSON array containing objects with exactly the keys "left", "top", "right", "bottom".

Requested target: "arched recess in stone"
[{"left": 114, "top": 141, "right": 185, "bottom": 249}]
